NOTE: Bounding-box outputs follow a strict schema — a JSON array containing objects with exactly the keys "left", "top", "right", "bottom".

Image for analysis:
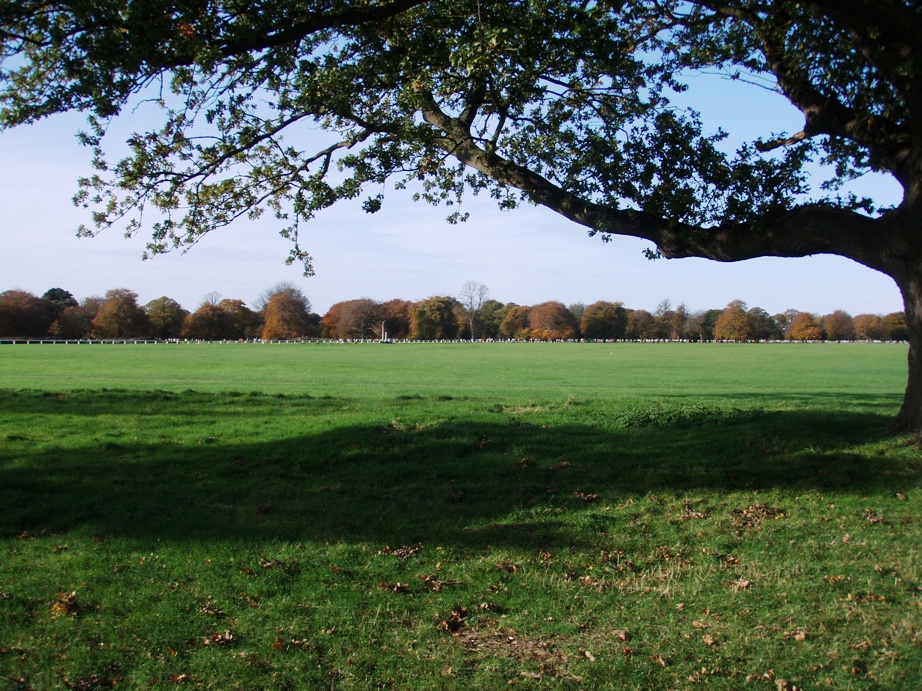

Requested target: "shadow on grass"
[{"left": 1, "top": 390, "right": 916, "bottom": 549}]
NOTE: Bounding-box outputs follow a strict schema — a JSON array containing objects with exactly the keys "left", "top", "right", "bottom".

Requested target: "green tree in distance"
[{"left": 2, "top": 2, "right": 921, "bottom": 429}]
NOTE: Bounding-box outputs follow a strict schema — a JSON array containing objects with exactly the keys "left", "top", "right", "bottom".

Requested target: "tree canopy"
[{"left": 3, "top": 0, "right": 922, "bottom": 429}]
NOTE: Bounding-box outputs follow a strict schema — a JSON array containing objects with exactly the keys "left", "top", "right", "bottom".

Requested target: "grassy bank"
[{"left": 1, "top": 343, "right": 920, "bottom": 688}]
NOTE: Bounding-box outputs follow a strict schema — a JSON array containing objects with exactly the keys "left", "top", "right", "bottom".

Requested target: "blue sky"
[{"left": 0, "top": 74, "right": 905, "bottom": 317}]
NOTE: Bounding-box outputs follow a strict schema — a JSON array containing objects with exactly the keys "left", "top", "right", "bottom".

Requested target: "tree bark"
[{"left": 890, "top": 273, "right": 922, "bottom": 434}]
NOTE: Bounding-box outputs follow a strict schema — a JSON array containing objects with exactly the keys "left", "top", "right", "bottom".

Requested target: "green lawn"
[{"left": 1, "top": 343, "right": 920, "bottom": 689}]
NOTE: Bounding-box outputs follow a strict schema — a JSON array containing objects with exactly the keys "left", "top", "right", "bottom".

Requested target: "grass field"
[{"left": 1, "top": 342, "right": 921, "bottom": 689}]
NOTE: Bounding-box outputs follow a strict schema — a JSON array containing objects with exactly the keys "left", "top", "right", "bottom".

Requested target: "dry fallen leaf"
[{"left": 50, "top": 591, "right": 79, "bottom": 618}]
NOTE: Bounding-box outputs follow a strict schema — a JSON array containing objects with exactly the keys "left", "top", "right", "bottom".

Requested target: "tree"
[
  {"left": 323, "top": 298, "right": 383, "bottom": 339},
  {"left": 854, "top": 314, "right": 885, "bottom": 341},
  {"left": 92, "top": 288, "right": 150, "bottom": 338},
  {"left": 823, "top": 310, "right": 856, "bottom": 341},
  {"left": 49, "top": 297, "right": 103, "bottom": 339},
  {"left": 41, "top": 288, "right": 78, "bottom": 319},
  {"left": 713, "top": 300, "right": 752, "bottom": 342},
  {"left": 0, "top": 289, "right": 54, "bottom": 337},
  {"left": 499, "top": 305, "right": 531, "bottom": 340},
  {"left": 883, "top": 312, "right": 909, "bottom": 341},
  {"left": 625, "top": 310, "right": 658, "bottom": 341},
  {"left": 381, "top": 299, "right": 413, "bottom": 340},
  {"left": 182, "top": 293, "right": 243, "bottom": 341},
  {"left": 748, "top": 306, "right": 782, "bottom": 341},
  {"left": 6, "top": 3, "right": 922, "bottom": 430},
  {"left": 409, "top": 296, "right": 459, "bottom": 340},
  {"left": 479, "top": 300, "right": 507, "bottom": 340},
  {"left": 145, "top": 296, "right": 188, "bottom": 339},
  {"left": 218, "top": 298, "right": 262, "bottom": 339},
  {"left": 458, "top": 281, "right": 490, "bottom": 340},
  {"left": 262, "top": 289, "right": 312, "bottom": 340},
  {"left": 786, "top": 312, "right": 824, "bottom": 341},
  {"left": 580, "top": 301, "right": 627, "bottom": 340},
  {"left": 529, "top": 302, "right": 578, "bottom": 340}
]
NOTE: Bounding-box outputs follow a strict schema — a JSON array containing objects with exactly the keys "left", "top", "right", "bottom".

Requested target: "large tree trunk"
[{"left": 890, "top": 275, "right": 922, "bottom": 434}]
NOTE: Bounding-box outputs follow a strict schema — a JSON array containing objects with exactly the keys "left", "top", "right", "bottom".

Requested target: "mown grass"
[{"left": 1, "top": 343, "right": 920, "bottom": 689}]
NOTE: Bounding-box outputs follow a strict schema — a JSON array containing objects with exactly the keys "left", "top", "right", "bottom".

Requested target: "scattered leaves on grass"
[
  {"left": 863, "top": 508, "right": 886, "bottom": 524},
  {"left": 784, "top": 630, "right": 808, "bottom": 641},
  {"left": 895, "top": 493, "right": 907, "bottom": 501},
  {"left": 613, "top": 629, "right": 630, "bottom": 642},
  {"left": 732, "top": 503, "right": 786, "bottom": 531},
  {"left": 15, "top": 532, "right": 34, "bottom": 541},
  {"left": 683, "top": 502, "right": 709, "bottom": 520},
  {"left": 495, "top": 559, "right": 520, "bottom": 573},
  {"left": 379, "top": 545, "right": 421, "bottom": 560},
  {"left": 202, "top": 631, "right": 234, "bottom": 646},
  {"left": 379, "top": 582, "right": 411, "bottom": 594},
  {"left": 438, "top": 606, "right": 468, "bottom": 633},
  {"left": 198, "top": 600, "right": 226, "bottom": 617},
  {"left": 421, "top": 574, "right": 460, "bottom": 591},
  {"left": 573, "top": 490, "right": 599, "bottom": 503},
  {"left": 457, "top": 626, "right": 565, "bottom": 671},
  {"left": 63, "top": 666, "right": 121, "bottom": 690},
  {"left": 702, "top": 634, "right": 717, "bottom": 647},
  {"left": 168, "top": 673, "right": 192, "bottom": 684},
  {"left": 730, "top": 578, "right": 752, "bottom": 592},
  {"left": 50, "top": 591, "right": 79, "bottom": 617}
]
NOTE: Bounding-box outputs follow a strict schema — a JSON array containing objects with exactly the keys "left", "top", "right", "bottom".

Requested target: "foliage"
[
  {"left": 528, "top": 301, "right": 578, "bottom": 341},
  {"left": 625, "top": 309, "right": 657, "bottom": 340},
  {"left": 882, "top": 312, "right": 909, "bottom": 341},
  {"left": 381, "top": 298, "right": 413, "bottom": 340},
  {"left": 786, "top": 312, "right": 824, "bottom": 341},
  {"left": 323, "top": 298, "right": 383, "bottom": 339},
  {"left": 0, "top": 289, "right": 54, "bottom": 337},
  {"left": 747, "top": 306, "right": 782, "bottom": 340},
  {"left": 409, "top": 296, "right": 459, "bottom": 340},
  {"left": 855, "top": 313, "right": 885, "bottom": 341},
  {"left": 580, "top": 301, "right": 627, "bottom": 340},
  {"left": 41, "top": 287, "right": 78, "bottom": 317},
  {"left": 823, "top": 309, "right": 856, "bottom": 341},
  {"left": 498, "top": 305, "right": 531, "bottom": 340},
  {"left": 145, "top": 296, "right": 189, "bottom": 339},
  {"left": 713, "top": 300, "right": 751, "bottom": 341},
  {"left": 91, "top": 288, "right": 150, "bottom": 338},
  {"left": 49, "top": 297, "right": 103, "bottom": 339},
  {"left": 261, "top": 290, "right": 312, "bottom": 340}
]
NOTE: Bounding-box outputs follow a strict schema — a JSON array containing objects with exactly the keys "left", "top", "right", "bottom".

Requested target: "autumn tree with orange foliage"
[
  {"left": 854, "top": 314, "right": 885, "bottom": 340},
  {"left": 261, "top": 285, "right": 312, "bottom": 340},
  {"left": 713, "top": 300, "right": 751, "bottom": 341},
  {"left": 92, "top": 289, "right": 150, "bottom": 338},
  {"left": 529, "top": 302, "right": 578, "bottom": 340},
  {"left": 382, "top": 299, "right": 413, "bottom": 340},
  {"left": 823, "top": 310, "right": 856, "bottom": 341},
  {"left": 786, "top": 312, "right": 824, "bottom": 341},
  {"left": 323, "top": 299, "right": 383, "bottom": 339}
]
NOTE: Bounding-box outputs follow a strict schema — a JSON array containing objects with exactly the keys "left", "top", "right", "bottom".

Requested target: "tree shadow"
[{"left": 2, "top": 391, "right": 914, "bottom": 550}]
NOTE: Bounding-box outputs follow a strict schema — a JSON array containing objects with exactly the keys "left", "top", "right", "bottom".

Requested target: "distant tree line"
[{"left": 0, "top": 283, "right": 909, "bottom": 342}]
